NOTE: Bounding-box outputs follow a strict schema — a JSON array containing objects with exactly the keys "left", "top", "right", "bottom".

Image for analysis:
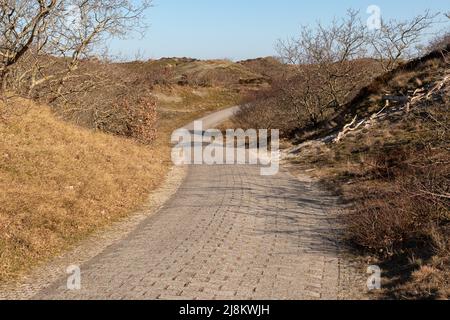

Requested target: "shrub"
[
  {"left": 346, "top": 152, "right": 449, "bottom": 256},
  {"left": 345, "top": 101, "right": 449, "bottom": 257},
  {"left": 14, "top": 59, "right": 159, "bottom": 145},
  {"left": 108, "top": 94, "right": 158, "bottom": 144}
]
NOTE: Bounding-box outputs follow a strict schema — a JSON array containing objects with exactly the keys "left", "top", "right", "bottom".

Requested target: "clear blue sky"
[{"left": 110, "top": 0, "right": 450, "bottom": 61}]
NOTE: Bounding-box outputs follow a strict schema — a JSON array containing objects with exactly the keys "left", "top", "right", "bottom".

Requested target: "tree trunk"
[{"left": 0, "top": 69, "right": 8, "bottom": 96}]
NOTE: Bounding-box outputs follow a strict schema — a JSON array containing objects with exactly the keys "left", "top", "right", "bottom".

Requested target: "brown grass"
[
  {"left": 0, "top": 99, "right": 169, "bottom": 282},
  {"left": 119, "top": 57, "right": 273, "bottom": 89}
]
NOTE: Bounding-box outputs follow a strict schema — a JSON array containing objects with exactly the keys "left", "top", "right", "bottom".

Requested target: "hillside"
[
  {"left": 292, "top": 45, "right": 450, "bottom": 143},
  {"left": 120, "top": 56, "right": 284, "bottom": 89},
  {"left": 120, "top": 57, "right": 288, "bottom": 139},
  {"left": 0, "top": 99, "right": 173, "bottom": 281},
  {"left": 283, "top": 46, "right": 449, "bottom": 299}
]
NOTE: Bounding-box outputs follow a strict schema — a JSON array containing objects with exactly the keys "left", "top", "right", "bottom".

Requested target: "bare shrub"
[
  {"left": 346, "top": 150, "right": 449, "bottom": 256},
  {"left": 46, "top": 61, "right": 158, "bottom": 144},
  {"left": 428, "top": 32, "right": 450, "bottom": 51},
  {"left": 369, "top": 11, "right": 438, "bottom": 71},
  {"left": 1, "top": 0, "right": 152, "bottom": 98},
  {"left": 235, "top": 10, "right": 379, "bottom": 137},
  {"left": 345, "top": 101, "right": 449, "bottom": 257},
  {"left": 276, "top": 10, "right": 372, "bottom": 124},
  {"left": 427, "top": 31, "right": 450, "bottom": 67},
  {"left": 235, "top": 59, "right": 380, "bottom": 138},
  {"left": 0, "top": 0, "right": 58, "bottom": 91},
  {"left": 0, "top": 0, "right": 158, "bottom": 143},
  {"left": 233, "top": 79, "right": 300, "bottom": 135},
  {"left": 107, "top": 92, "right": 158, "bottom": 144}
]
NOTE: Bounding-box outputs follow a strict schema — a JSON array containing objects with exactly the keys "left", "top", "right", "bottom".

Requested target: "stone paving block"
[{"left": 34, "top": 164, "right": 364, "bottom": 300}]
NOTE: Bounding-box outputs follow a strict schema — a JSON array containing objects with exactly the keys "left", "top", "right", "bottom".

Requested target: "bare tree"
[
  {"left": 0, "top": 0, "right": 58, "bottom": 91},
  {"left": 369, "top": 11, "right": 438, "bottom": 71},
  {"left": 276, "top": 10, "right": 371, "bottom": 125},
  {"left": 0, "top": 0, "right": 151, "bottom": 96},
  {"left": 277, "top": 10, "right": 368, "bottom": 65}
]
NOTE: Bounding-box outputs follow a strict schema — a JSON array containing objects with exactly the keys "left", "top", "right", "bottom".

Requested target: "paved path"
[
  {"left": 183, "top": 106, "right": 240, "bottom": 131},
  {"left": 35, "top": 163, "right": 361, "bottom": 300},
  {"left": 33, "top": 107, "right": 365, "bottom": 300}
]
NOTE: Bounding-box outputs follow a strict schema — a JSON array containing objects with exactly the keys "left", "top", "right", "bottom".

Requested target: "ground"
[{"left": 1, "top": 158, "right": 368, "bottom": 300}]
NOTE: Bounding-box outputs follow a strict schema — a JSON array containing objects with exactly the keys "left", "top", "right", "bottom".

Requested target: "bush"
[
  {"left": 234, "top": 55, "right": 381, "bottom": 139},
  {"left": 106, "top": 93, "right": 158, "bottom": 144},
  {"left": 346, "top": 151, "right": 449, "bottom": 256},
  {"left": 345, "top": 102, "right": 450, "bottom": 257},
  {"left": 13, "top": 59, "right": 160, "bottom": 145}
]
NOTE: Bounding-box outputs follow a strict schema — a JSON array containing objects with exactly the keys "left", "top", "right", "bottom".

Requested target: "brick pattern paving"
[{"left": 36, "top": 164, "right": 361, "bottom": 300}]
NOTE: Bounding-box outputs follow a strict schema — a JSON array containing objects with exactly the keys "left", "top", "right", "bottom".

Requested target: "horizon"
[{"left": 110, "top": 0, "right": 450, "bottom": 61}]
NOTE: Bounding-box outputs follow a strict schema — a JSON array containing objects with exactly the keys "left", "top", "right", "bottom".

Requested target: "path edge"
[{"left": 0, "top": 165, "right": 187, "bottom": 300}]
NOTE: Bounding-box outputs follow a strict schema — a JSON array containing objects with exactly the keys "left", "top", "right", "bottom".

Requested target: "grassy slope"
[
  {"left": 291, "top": 53, "right": 449, "bottom": 179},
  {"left": 0, "top": 99, "right": 169, "bottom": 281},
  {"left": 120, "top": 57, "right": 269, "bottom": 86}
]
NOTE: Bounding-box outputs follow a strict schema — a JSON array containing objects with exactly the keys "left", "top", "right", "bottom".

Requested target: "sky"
[{"left": 110, "top": 0, "right": 450, "bottom": 61}]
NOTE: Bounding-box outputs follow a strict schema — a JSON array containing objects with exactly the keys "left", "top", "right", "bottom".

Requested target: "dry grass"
[
  {"left": 0, "top": 56, "right": 280, "bottom": 284},
  {"left": 343, "top": 108, "right": 449, "bottom": 299},
  {"left": 0, "top": 99, "right": 169, "bottom": 282},
  {"left": 155, "top": 86, "right": 239, "bottom": 112},
  {"left": 120, "top": 57, "right": 272, "bottom": 89}
]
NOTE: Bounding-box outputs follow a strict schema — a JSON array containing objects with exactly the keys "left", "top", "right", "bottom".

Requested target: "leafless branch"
[
  {"left": 370, "top": 10, "right": 439, "bottom": 71},
  {"left": 1, "top": 0, "right": 152, "bottom": 97}
]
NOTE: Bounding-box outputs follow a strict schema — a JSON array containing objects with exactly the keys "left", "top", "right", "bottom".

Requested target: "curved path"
[
  {"left": 183, "top": 105, "right": 241, "bottom": 131},
  {"left": 34, "top": 107, "right": 364, "bottom": 300}
]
